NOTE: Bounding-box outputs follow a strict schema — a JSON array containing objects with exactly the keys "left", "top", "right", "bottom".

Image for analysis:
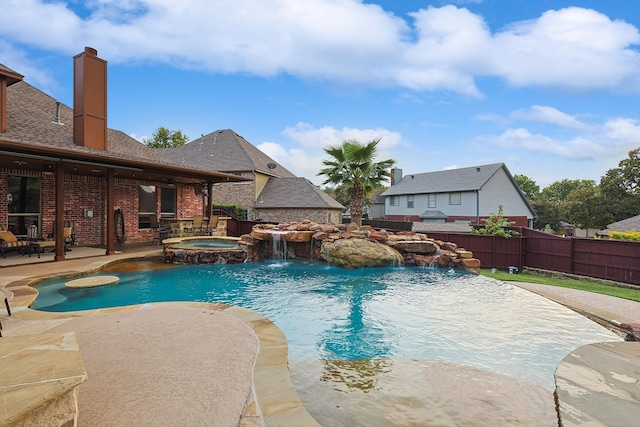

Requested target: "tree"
[
  {"left": 564, "top": 186, "right": 609, "bottom": 233},
  {"left": 599, "top": 147, "right": 640, "bottom": 223},
  {"left": 540, "top": 179, "right": 596, "bottom": 202},
  {"left": 531, "top": 198, "right": 563, "bottom": 231},
  {"left": 143, "top": 126, "right": 189, "bottom": 148},
  {"left": 318, "top": 139, "right": 395, "bottom": 226},
  {"left": 513, "top": 174, "right": 539, "bottom": 200}
]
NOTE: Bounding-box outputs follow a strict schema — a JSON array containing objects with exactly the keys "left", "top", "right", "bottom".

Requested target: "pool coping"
[{"left": 0, "top": 254, "right": 321, "bottom": 427}]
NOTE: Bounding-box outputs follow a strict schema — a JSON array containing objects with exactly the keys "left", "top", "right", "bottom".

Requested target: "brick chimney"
[
  {"left": 73, "top": 47, "right": 107, "bottom": 150},
  {"left": 390, "top": 168, "right": 403, "bottom": 186},
  {"left": 0, "top": 64, "right": 24, "bottom": 133}
]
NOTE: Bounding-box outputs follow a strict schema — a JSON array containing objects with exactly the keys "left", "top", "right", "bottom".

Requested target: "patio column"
[
  {"left": 207, "top": 181, "right": 213, "bottom": 217},
  {"left": 105, "top": 168, "right": 115, "bottom": 255},
  {"left": 54, "top": 161, "right": 65, "bottom": 261}
]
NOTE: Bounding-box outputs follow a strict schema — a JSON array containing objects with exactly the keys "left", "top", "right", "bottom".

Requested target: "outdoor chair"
[
  {"left": 149, "top": 215, "right": 171, "bottom": 245},
  {"left": 46, "top": 221, "right": 75, "bottom": 253},
  {"left": 205, "top": 215, "right": 219, "bottom": 236},
  {"left": 184, "top": 215, "right": 204, "bottom": 235},
  {"left": 0, "top": 226, "right": 30, "bottom": 258}
]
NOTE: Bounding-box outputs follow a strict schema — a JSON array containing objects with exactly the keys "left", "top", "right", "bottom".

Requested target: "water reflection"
[{"left": 320, "top": 358, "right": 392, "bottom": 393}]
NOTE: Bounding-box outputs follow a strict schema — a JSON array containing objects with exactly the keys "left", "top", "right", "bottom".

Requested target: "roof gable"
[
  {"left": 256, "top": 178, "right": 344, "bottom": 209},
  {"left": 160, "top": 129, "right": 296, "bottom": 177}
]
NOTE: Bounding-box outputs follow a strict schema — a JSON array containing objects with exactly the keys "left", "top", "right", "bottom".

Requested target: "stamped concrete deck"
[{"left": 1, "top": 246, "right": 638, "bottom": 426}]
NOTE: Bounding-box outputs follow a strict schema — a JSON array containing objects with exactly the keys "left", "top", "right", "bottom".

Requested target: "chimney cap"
[{"left": 84, "top": 47, "right": 98, "bottom": 55}]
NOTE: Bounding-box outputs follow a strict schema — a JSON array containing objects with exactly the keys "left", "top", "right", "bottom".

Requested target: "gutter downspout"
[{"left": 476, "top": 190, "right": 480, "bottom": 225}]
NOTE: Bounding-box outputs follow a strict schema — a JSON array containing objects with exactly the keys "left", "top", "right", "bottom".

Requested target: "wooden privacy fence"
[{"left": 424, "top": 228, "right": 640, "bottom": 286}]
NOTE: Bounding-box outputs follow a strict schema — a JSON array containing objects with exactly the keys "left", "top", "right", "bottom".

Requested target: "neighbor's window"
[
  {"left": 160, "top": 186, "right": 176, "bottom": 218},
  {"left": 390, "top": 196, "right": 399, "bottom": 206},
  {"left": 428, "top": 194, "right": 436, "bottom": 208},
  {"left": 138, "top": 185, "right": 157, "bottom": 229},
  {"left": 7, "top": 175, "right": 41, "bottom": 235},
  {"left": 407, "top": 195, "right": 414, "bottom": 209},
  {"left": 449, "top": 192, "right": 461, "bottom": 205}
]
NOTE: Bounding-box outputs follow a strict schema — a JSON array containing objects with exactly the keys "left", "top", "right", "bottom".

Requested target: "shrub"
[
  {"left": 609, "top": 230, "right": 640, "bottom": 241},
  {"left": 472, "top": 205, "right": 520, "bottom": 238}
]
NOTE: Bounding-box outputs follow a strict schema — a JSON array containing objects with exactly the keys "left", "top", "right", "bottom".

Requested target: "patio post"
[
  {"left": 106, "top": 168, "right": 116, "bottom": 255},
  {"left": 54, "top": 161, "right": 65, "bottom": 261}
]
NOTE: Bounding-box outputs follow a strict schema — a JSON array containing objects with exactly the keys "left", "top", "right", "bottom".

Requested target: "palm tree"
[{"left": 318, "top": 139, "right": 395, "bottom": 226}]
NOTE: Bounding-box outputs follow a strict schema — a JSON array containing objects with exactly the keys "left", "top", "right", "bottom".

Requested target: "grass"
[{"left": 480, "top": 269, "right": 640, "bottom": 303}]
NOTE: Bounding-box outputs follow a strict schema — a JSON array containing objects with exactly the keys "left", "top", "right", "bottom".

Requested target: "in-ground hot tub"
[{"left": 162, "top": 236, "right": 246, "bottom": 264}]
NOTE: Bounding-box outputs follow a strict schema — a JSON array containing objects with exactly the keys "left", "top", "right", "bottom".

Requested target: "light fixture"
[{"left": 43, "top": 164, "right": 54, "bottom": 176}]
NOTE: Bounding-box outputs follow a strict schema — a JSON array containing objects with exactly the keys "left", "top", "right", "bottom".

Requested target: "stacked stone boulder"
[{"left": 241, "top": 220, "right": 481, "bottom": 273}]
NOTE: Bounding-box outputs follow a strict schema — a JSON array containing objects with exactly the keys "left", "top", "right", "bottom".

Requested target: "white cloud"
[
  {"left": 1, "top": 1, "right": 639, "bottom": 95},
  {"left": 257, "top": 122, "right": 408, "bottom": 185},
  {"left": 480, "top": 107, "right": 640, "bottom": 164},
  {"left": 510, "top": 105, "right": 593, "bottom": 131},
  {"left": 490, "top": 7, "right": 640, "bottom": 90}
]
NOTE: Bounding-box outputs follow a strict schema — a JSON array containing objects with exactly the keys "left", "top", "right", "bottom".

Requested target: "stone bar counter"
[{"left": 0, "top": 332, "right": 88, "bottom": 426}]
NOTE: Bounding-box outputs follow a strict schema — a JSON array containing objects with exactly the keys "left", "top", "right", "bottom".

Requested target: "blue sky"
[{"left": 1, "top": 0, "right": 639, "bottom": 188}]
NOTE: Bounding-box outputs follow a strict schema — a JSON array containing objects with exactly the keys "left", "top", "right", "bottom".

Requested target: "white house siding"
[
  {"left": 386, "top": 191, "right": 479, "bottom": 218},
  {"left": 478, "top": 168, "right": 531, "bottom": 218}
]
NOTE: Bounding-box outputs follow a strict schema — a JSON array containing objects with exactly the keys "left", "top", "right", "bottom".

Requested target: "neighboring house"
[
  {"left": 369, "top": 188, "right": 386, "bottom": 220},
  {"left": 0, "top": 48, "right": 245, "bottom": 260},
  {"left": 160, "top": 130, "right": 345, "bottom": 224},
  {"left": 596, "top": 215, "right": 640, "bottom": 238},
  {"left": 381, "top": 163, "right": 536, "bottom": 227}
]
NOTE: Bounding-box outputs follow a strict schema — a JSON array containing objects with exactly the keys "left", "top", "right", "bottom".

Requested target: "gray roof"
[
  {"left": 255, "top": 178, "right": 345, "bottom": 209},
  {"left": 3, "top": 81, "right": 185, "bottom": 167},
  {"left": 419, "top": 210, "right": 448, "bottom": 219},
  {"left": 382, "top": 163, "right": 506, "bottom": 196},
  {"left": 413, "top": 222, "right": 473, "bottom": 233},
  {"left": 598, "top": 215, "right": 640, "bottom": 236},
  {"left": 159, "top": 129, "right": 296, "bottom": 177}
]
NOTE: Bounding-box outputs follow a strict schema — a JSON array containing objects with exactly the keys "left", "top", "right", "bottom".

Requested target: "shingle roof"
[
  {"left": 419, "top": 210, "right": 448, "bottom": 219},
  {"left": 381, "top": 163, "right": 506, "bottom": 196},
  {"left": 255, "top": 178, "right": 344, "bottom": 209},
  {"left": 413, "top": 222, "right": 473, "bottom": 233},
  {"left": 159, "top": 129, "right": 296, "bottom": 177},
  {"left": 3, "top": 81, "right": 182, "bottom": 167},
  {"left": 598, "top": 215, "right": 640, "bottom": 236}
]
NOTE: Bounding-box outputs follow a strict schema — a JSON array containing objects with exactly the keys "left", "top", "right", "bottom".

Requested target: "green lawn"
[{"left": 480, "top": 269, "right": 640, "bottom": 303}]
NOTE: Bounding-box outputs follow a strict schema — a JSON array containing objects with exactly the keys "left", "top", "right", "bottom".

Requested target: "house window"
[
  {"left": 7, "top": 175, "right": 41, "bottom": 236},
  {"left": 428, "top": 194, "right": 436, "bottom": 208},
  {"left": 449, "top": 192, "right": 461, "bottom": 205},
  {"left": 407, "top": 195, "right": 414, "bottom": 209},
  {"left": 138, "top": 185, "right": 157, "bottom": 229},
  {"left": 390, "top": 196, "right": 399, "bottom": 206},
  {"left": 160, "top": 187, "right": 176, "bottom": 218}
]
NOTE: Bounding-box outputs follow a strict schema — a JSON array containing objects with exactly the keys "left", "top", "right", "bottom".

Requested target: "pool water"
[
  {"left": 174, "top": 239, "right": 240, "bottom": 249},
  {"left": 33, "top": 259, "right": 620, "bottom": 390}
]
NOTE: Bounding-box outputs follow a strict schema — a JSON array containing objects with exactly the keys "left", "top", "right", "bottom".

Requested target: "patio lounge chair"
[
  {"left": 0, "top": 226, "right": 30, "bottom": 258},
  {"left": 184, "top": 215, "right": 204, "bottom": 235},
  {"left": 205, "top": 215, "right": 219, "bottom": 236},
  {"left": 149, "top": 215, "right": 171, "bottom": 245}
]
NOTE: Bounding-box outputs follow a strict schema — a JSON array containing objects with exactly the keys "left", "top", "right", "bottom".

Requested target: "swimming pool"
[{"left": 33, "top": 259, "right": 620, "bottom": 393}]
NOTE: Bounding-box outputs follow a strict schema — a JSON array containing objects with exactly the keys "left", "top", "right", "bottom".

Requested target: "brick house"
[
  {"left": 160, "top": 130, "right": 345, "bottom": 224},
  {"left": 381, "top": 163, "right": 536, "bottom": 227},
  {"left": 0, "top": 48, "right": 246, "bottom": 261}
]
